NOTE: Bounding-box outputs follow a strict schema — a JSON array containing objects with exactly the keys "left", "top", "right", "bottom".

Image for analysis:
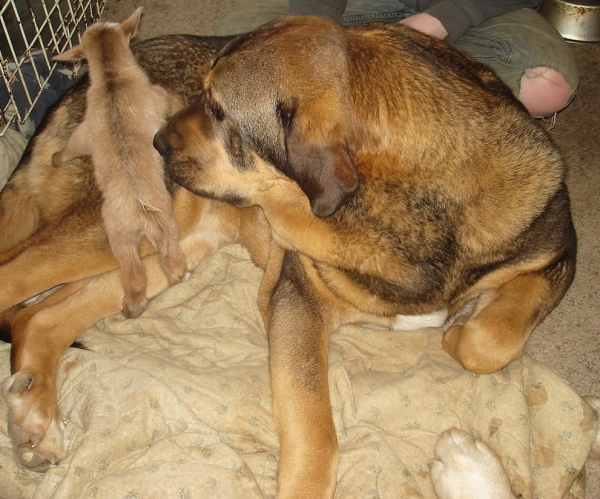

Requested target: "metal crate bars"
[{"left": 0, "top": 0, "right": 105, "bottom": 136}]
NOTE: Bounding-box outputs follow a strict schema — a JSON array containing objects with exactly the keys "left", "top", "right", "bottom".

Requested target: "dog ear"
[
  {"left": 119, "top": 7, "right": 143, "bottom": 41},
  {"left": 279, "top": 99, "right": 358, "bottom": 218},
  {"left": 53, "top": 43, "right": 86, "bottom": 61}
]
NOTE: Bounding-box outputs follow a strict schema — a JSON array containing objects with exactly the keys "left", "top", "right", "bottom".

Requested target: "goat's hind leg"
[
  {"left": 159, "top": 234, "right": 188, "bottom": 287},
  {"left": 147, "top": 210, "right": 188, "bottom": 287},
  {"left": 109, "top": 238, "right": 149, "bottom": 319}
]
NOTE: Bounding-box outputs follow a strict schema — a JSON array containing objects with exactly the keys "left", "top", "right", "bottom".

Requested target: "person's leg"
[
  {"left": 453, "top": 8, "right": 578, "bottom": 116},
  {"left": 216, "top": 3, "right": 577, "bottom": 115},
  {"left": 215, "top": 0, "right": 415, "bottom": 36}
]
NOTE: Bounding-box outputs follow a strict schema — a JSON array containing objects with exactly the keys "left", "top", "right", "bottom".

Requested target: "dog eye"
[{"left": 210, "top": 104, "right": 225, "bottom": 122}]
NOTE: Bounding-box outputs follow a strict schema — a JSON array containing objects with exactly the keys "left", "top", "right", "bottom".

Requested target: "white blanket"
[{"left": 0, "top": 244, "right": 597, "bottom": 498}]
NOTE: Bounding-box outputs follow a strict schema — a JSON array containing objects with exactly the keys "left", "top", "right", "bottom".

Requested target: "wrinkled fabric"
[{"left": 0, "top": 245, "right": 596, "bottom": 499}]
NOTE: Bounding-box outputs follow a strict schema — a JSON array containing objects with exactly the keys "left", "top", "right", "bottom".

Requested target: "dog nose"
[{"left": 153, "top": 130, "right": 171, "bottom": 157}]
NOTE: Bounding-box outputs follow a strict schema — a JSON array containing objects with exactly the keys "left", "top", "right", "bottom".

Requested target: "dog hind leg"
[
  {"left": 0, "top": 219, "right": 115, "bottom": 313},
  {"left": 2, "top": 252, "right": 177, "bottom": 471},
  {"left": 443, "top": 255, "right": 575, "bottom": 374},
  {"left": 2, "top": 279, "right": 89, "bottom": 471},
  {"left": 159, "top": 238, "right": 188, "bottom": 286},
  {"left": 0, "top": 220, "right": 64, "bottom": 267}
]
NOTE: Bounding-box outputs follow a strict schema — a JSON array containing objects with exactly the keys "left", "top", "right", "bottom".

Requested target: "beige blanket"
[{"left": 0, "top": 244, "right": 597, "bottom": 499}]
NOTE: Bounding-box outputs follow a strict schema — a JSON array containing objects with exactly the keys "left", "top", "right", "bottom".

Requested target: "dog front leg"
[{"left": 267, "top": 251, "right": 338, "bottom": 499}]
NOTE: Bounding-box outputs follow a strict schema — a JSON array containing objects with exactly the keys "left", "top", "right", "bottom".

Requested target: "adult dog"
[
  {"left": 153, "top": 15, "right": 576, "bottom": 499},
  {"left": 0, "top": 14, "right": 575, "bottom": 499}
]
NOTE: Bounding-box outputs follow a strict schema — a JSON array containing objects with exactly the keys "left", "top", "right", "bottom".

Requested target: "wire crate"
[{"left": 0, "top": 0, "right": 105, "bottom": 136}]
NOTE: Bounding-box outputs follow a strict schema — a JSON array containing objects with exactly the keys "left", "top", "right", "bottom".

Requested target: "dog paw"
[
  {"left": 430, "top": 428, "right": 515, "bottom": 499},
  {"left": 10, "top": 433, "right": 66, "bottom": 472},
  {"left": 1, "top": 371, "right": 69, "bottom": 472}
]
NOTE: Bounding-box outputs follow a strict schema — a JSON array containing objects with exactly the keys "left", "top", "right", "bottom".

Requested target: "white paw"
[{"left": 431, "top": 428, "right": 515, "bottom": 499}]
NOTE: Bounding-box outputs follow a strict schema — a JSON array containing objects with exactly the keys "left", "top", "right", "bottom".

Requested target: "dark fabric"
[
  {"left": 0, "top": 52, "right": 75, "bottom": 128},
  {"left": 289, "top": 0, "right": 542, "bottom": 41}
]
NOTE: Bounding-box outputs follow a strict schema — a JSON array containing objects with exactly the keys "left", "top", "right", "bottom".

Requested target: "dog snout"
[{"left": 153, "top": 129, "right": 171, "bottom": 157}]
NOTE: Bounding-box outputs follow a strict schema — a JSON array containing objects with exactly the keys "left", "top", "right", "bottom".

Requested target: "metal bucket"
[{"left": 540, "top": 0, "right": 600, "bottom": 42}]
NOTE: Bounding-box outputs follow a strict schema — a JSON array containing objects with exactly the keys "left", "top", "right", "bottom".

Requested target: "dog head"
[{"left": 154, "top": 16, "right": 358, "bottom": 217}]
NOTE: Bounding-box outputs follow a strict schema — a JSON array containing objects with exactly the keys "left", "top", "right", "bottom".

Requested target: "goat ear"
[
  {"left": 280, "top": 100, "right": 358, "bottom": 217},
  {"left": 120, "top": 7, "right": 142, "bottom": 40},
  {"left": 53, "top": 43, "right": 86, "bottom": 61}
]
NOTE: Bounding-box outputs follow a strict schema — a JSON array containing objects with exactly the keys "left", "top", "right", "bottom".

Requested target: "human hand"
[{"left": 400, "top": 13, "right": 448, "bottom": 39}]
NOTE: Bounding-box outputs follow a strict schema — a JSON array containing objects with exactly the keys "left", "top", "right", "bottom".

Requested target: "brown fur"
[
  {"left": 53, "top": 8, "right": 187, "bottom": 318},
  {"left": 153, "top": 16, "right": 577, "bottom": 497},
  {"left": 0, "top": 14, "right": 577, "bottom": 497}
]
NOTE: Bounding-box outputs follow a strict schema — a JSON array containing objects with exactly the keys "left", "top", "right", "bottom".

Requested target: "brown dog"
[
  {"left": 153, "top": 16, "right": 576, "bottom": 498},
  {"left": 53, "top": 8, "right": 188, "bottom": 318},
  {"left": 0, "top": 13, "right": 577, "bottom": 498}
]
